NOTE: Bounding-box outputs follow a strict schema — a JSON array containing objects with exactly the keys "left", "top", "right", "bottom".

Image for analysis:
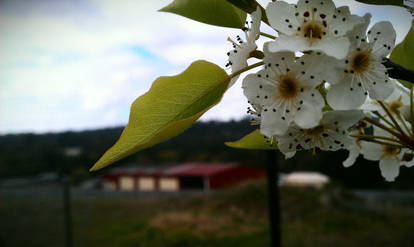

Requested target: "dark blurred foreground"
[
  {"left": 2, "top": 119, "right": 414, "bottom": 246},
  {"left": 2, "top": 180, "right": 414, "bottom": 247}
]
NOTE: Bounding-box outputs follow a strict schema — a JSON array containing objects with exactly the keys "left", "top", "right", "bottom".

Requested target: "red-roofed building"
[{"left": 103, "top": 163, "right": 266, "bottom": 191}]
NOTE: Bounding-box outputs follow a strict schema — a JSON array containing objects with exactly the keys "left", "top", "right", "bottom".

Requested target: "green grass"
[{"left": 1, "top": 181, "right": 414, "bottom": 247}]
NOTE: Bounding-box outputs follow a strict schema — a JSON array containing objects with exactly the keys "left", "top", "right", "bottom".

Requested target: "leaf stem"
[
  {"left": 363, "top": 117, "right": 403, "bottom": 139},
  {"left": 378, "top": 100, "right": 406, "bottom": 136},
  {"left": 358, "top": 138, "right": 405, "bottom": 149},
  {"left": 372, "top": 111, "right": 395, "bottom": 129},
  {"left": 350, "top": 134, "right": 401, "bottom": 143},
  {"left": 364, "top": 117, "right": 414, "bottom": 150}
]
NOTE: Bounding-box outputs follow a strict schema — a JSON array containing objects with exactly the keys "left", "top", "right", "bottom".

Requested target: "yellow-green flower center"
[
  {"left": 351, "top": 50, "right": 372, "bottom": 74},
  {"left": 278, "top": 76, "right": 299, "bottom": 99}
]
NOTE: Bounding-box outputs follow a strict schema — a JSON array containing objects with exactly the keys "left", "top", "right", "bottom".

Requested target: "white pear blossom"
[
  {"left": 227, "top": 7, "right": 262, "bottom": 87},
  {"left": 242, "top": 47, "right": 328, "bottom": 137},
  {"left": 344, "top": 84, "right": 409, "bottom": 168},
  {"left": 326, "top": 16, "right": 396, "bottom": 110},
  {"left": 277, "top": 110, "right": 364, "bottom": 156},
  {"left": 265, "top": 0, "right": 365, "bottom": 59},
  {"left": 343, "top": 139, "right": 361, "bottom": 167},
  {"left": 361, "top": 127, "right": 414, "bottom": 182},
  {"left": 362, "top": 80, "right": 408, "bottom": 118},
  {"left": 343, "top": 128, "right": 364, "bottom": 168}
]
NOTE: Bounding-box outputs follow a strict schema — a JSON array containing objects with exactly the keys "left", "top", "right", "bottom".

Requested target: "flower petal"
[
  {"left": 248, "top": 7, "right": 262, "bottom": 44},
  {"left": 260, "top": 105, "right": 292, "bottom": 136},
  {"left": 296, "top": 52, "right": 341, "bottom": 86},
  {"left": 327, "top": 80, "right": 367, "bottom": 110},
  {"left": 368, "top": 21, "right": 396, "bottom": 57},
  {"left": 229, "top": 44, "right": 256, "bottom": 72},
  {"left": 242, "top": 72, "right": 276, "bottom": 106},
  {"left": 263, "top": 44, "right": 296, "bottom": 76},
  {"left": 379, "top": 157, "right": 400, "bottom": 182},
  {"left": 403, "top": 158, "right": 414, "bottom": 168},
  {"left": 312, "top": 36, "right": 350, "bottom": 59},
  {"left": 277, "top": 125, "right": 301, "bottom": 153},
  {"left": 268, "top": 35, "right": 349, "bottom": 59},
  {"left": 364, "top": 64, "right": 395, "bottom": 101},
  {"left": 267, "top": 35, "right": 309, "bottom": 54},
  {"left": 317, "top": 130, "right": 347, "bottom": 151},
  {"left": 294, "top": 89, "right": 324, "bottom": 128},
  {"left": 284, "top": 151, "right": 296, "bottom": 159},
  {"left": 322, "top": 110, "right": 364, "bottom": 129},
  {"left": 343, "top": 143, "right": 360, "bottom": 167},
  {"left": 345, "top": 13, "right": 371, "bottom": 49},
  {"left": 228, "top": 43, "right": 256, "bottom": 87},
  {"left": 297, "top": 0, "right": 335, "bottom": 23},
  {"left": 400, "top": 105, "right": 413, "bottom": 122},
  {"left": 266, "top": 1, "right": 299, "bottom": 35},
  {"left": 329, "top": 7, "right": 366, "bottom": 38},
  {"left": 360, "top": 141, "right": 382, "bottom": 161}
]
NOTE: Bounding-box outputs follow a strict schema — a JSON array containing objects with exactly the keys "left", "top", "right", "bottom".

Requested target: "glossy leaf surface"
[
  {"left": 390, "top": 20, "right": 414, "bottom": 88},
  {"left": 91, "top": 60, "right": 229, "bottom": 171},
  {"left": 225, "top": 129, "right": 278, "bottom": 150},
  {"left": 160, "top": 0, "right": 247, "bottom": 28}
]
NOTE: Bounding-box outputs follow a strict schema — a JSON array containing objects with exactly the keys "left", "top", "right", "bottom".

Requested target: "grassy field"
[{"left": 1, "top": 181, "right": 414, "bottom": 247}]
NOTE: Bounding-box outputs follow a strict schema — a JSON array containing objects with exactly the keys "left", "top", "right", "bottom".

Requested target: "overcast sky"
[{"left": 1, "top": 0, "right": 412, "bottom": 134}]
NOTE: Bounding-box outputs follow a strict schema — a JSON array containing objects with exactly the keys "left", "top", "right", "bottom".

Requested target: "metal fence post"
[
  {"left": 266, "top": 150, "right": 281, "bottom": 247},
  {"left": 62, "top": 173, "right": 73, "bottom": 247}
]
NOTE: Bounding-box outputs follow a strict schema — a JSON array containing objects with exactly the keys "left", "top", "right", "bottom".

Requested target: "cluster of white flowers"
[{"left": 228, "top": 0, "right": 414, "bottom": 182}]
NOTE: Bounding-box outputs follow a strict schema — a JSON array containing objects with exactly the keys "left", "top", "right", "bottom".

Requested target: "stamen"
[{"left": 227, "top": 37, "right": 242, "bottom": 48}]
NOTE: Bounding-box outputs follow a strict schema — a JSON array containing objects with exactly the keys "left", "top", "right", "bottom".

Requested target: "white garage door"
[
  {"left": 119, "top": 176, "right": 135, "bottom": 191},
  {"left": 138, "top": 177, "right": 156, "bottom": 191},
  {"left": 159, "top": 178, "right": 179, "bottom": 191}
]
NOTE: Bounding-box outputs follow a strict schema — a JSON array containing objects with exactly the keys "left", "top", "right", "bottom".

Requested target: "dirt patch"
[{"left": 149, "top": 210, "right": 262, "bottom": 235}]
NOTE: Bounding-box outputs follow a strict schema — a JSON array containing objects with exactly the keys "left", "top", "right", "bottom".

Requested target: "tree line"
[{"left": 1, "top": 119, "right": 414, "bottom": 189}]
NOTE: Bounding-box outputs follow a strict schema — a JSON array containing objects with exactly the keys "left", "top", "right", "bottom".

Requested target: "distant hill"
[
  {"left": 0, "top": 119, "right": 257, "bottom": 178},
  {"left": 1, "top": 119, "right": 414, "bottom": 189}
]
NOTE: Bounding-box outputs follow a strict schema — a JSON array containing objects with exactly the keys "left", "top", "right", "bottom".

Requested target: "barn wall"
[
  {"left": 179, "top": 176, "right": 204, "bottom": 190},
  {"left": 103, "top": 180, "right": 117, "bottom": 190},
  {"left": 209, "top": 166, "right": 266, "bottom": 189},
  {"left": 102, "top": 175, "right": 120, "bottom": 190}
]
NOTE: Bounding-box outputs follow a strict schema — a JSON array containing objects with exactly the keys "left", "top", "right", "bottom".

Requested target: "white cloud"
[{"left": 0, "top": 0, "right": 237, "bottom": 133}]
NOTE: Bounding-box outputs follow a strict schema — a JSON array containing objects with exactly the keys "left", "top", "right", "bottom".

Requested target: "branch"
[{"left": 383, "top": 58, "right": 414, "bottom": 84}]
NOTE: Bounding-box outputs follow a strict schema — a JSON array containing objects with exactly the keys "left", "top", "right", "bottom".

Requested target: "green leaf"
[
  {"left": 160, "top": 0, "right": 247, "bottom": 29},
  {"left": 225, "top": 129, "right": 278, "bottom": 150},
  {"left": 354, "top": 0, "right": 405, "bottom": 7},
  {"left": 225, "top": 0, "right": 270, "bottom": 25},
  {"left": 390, "top": 20, "right": 414, "bottom": 88},
  {"left": 226, "top": 0, "right": 257, "bottom": 13},
  {"left": 90, "top": 60, "right": 229, "bottom": 171}
]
